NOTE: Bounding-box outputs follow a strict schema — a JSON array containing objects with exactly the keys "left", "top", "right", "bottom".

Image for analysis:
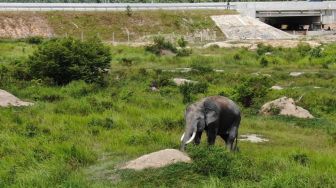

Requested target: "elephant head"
[{"left": 180, "top": 100, "right": 218, "bottom": 151}]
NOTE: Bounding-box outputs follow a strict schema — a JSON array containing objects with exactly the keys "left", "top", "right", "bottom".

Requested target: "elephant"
[{"left": 180, "top": 96, "right": 241, "bottom": 151}]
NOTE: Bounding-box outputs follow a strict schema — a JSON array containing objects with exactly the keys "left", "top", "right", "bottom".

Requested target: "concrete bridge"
[{"left": 233, "top": 1, "right": 336, "bottom": 30}]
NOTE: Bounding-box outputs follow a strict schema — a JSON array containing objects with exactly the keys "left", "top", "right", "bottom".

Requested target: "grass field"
[{"left": 0, "top": 39, "right": 335, "bottom": 187}]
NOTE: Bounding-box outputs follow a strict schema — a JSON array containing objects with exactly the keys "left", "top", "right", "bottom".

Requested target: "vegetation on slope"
[
  {"left": 0, "top": 10, "right": 234, "bottom": 42},
  {"left": 0, "top": 38, "right": 335, "bottom": 187}
]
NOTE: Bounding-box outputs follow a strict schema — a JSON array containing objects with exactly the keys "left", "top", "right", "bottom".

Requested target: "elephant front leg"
[
  {"left": 194, "top": 131, "right": 203, "bottom": 145},
  {"left": 206, "top": 128, "right": 217, "bottom": 145}
]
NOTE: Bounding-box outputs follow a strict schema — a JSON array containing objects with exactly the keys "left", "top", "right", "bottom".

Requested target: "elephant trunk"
[{"left": 180, "top": 128, "right": 196, "bottom": 151}]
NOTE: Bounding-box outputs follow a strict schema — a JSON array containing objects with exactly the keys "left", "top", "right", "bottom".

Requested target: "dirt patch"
[
  {"left": 205, "top": 40, "right": 320, "bottom": 49},
  {"left": 120, "top": 149, "right": 191, "bottom": 170},
  {"left": 0, "top": 89, "right": 33, "bottom": 107},
  {"left": 0, "top": 13, "right": 53, "bottom": 38},
  {"left": 260, "top": 96, "right": 313, "bottom": 119}
]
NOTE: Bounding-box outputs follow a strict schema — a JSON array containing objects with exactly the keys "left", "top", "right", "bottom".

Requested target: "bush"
[
  {"left": 190, "top": 61, "right": 212, "bottom": 73},
  {"left": 297, "top": 42, "right": 311, "bottom": 56},
  {"left": 259, "top": 56, "right": 269, "bottom": 67},
  {"left": 145, "top": 36, "right": 177, "bottom": 55},
  {"left": 234, "top": 76, "right": 272, "bottom": 107},
  {"left": 27, "top": 37, "right": 111, "bottom": 85},
  {"left": 25, "top": 36, "right": 44, "bottom": 45},
  {"left": 177, "top": 37, "right": 187, "bottom": 48},
  {"left": 309, "top": 46, "right": 322, "bottom": 58},
  {"left": 256, "top": 43, "right": 273, "bottom": 56},
  {"left": 179, "top": 82, "right": 208, "bottom": 103},
  {"left": 188, "top": 145, "right": 233, "bottom": 177},
  {"left": 176, "top": 48, "right": 192, "bottom": 57}
]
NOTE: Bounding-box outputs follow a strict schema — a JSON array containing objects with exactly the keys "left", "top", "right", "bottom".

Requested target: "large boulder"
[
  {"left": 0, "top": 89, "right": 33, "bottom": 107},
  {"left": 260, "top": 96, "right": 313, "bottom": 119},
  {"left": 120, "top": 149, "right": 191, "bottom": 170}
]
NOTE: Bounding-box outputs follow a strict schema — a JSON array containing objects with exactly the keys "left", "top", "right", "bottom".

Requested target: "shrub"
[
  {"left": 177, "top": 37, "right": 187, "bottom": 48},
  {"left": 190, "top": 61, "right": 212, "bottom": 73},
  {"left": 259, "top": 56, "right": 269, "bottom": 67},
  {"left": 188, "top": 145, "right": 233, "bottom": 177},
  {"left": 25, "top": 36, "right": 44, "bottom": 45},
  {"left": 234, "top": 76, "right": 272, "bottom": 107},
  {"left": 179, "top": 82, "right": 208, "bottom": 103},
  {"left": 176, "top": 48, "right": 192, "bottom": 57},
  {"left": 27, "top": 37, "right": 111, "bottom": 85},
  {"left": 256, "top": 43, "right": 273, "bottom": 56},
  {"left": 145, "top": 36, "right": 177, "bottom": 55},
  {"left": 309, "top": 46, "right": 322, "bottom": 58},
  {"left": 297, "top": 42, "right": 311, "bottom": 56}
]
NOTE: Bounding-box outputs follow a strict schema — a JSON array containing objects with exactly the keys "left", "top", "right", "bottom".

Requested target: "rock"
[
  {"left": 172, "top": 78, "right": 197, "bottom": 86},
  {"left": 239, "top": 134, "right": 269, "bottom": 143},
  {"left": 150, "top": 86, "right": 158, "bottom": 92},
  {"left": 162, "top": 68, "right": 192, "bottom": 73},
  {"left": 0, "top": 89, "right": 33, "bottom": 107},
  {"left": 120, "top": 149, "right": 191, "bottom": 170},
  {"left": 214, "top": 69, "right": 225, "bottom": 72},
  {"left": 260, "top": 96, "right": 314, "bottom": 119},
  {"left": 271, "top": 85, "right": 283, "bottom": 90},
  {"left": 290, "top": 72, "right": 304, "bottom": 77}
]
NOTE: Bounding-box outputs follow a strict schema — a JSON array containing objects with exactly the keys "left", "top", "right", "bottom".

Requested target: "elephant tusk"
[
  {"left": 186, "top": 131, "right": 196, "bottom": 144},
  {"left": 180, "top": 133, "right": 185, "bottom": 142}
]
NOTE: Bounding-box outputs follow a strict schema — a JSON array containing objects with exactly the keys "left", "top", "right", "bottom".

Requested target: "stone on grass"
[
  {"left": 172, "top": 78, "right": 197, "bottom": 86},
  {"left": 120, "top": 149, "right": 191, "bottom": 170},
  {"left": 260, "top": 96, "right": 313, "bottom": 119},
  {"left": 271, "top": 85, "right": 283, "bottom": 90},
  {"left": 290, "top": 72, "right": 304, "bottom": 77},
  {"left": 0, "top": 89, "right": 33, "bottom": 107},
  {"left": 239, "top": 134, "right": 268, "bottom": 143}
]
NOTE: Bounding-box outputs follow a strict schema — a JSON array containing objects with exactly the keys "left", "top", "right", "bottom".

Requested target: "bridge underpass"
[{"left": 257, "top": 10, "right": 323, "bottom": 32}]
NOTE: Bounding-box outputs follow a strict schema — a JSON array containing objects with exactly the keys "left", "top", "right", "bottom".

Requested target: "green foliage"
[
  {"left": 190, "top": 57, "right": 213, "bottom": 73},
  {"left": 234, "top": 75, "right": 272, "bottom": 107},
  {"left": 176, "top": 48, "right": 192, "bottom": 57},
  {"left": 179, "top": 82, "right": 208, "bottom": 103},
  {"left": 188, "top": 145, "right": 233, "bottom": 177},
  {"left": 27, "top": 37, "right": 111, "bottom": 85},
  {"left": 145, "top": 36, "right": 177, "bottom": 55},
  {"left": 256, "top": 43, "right": 273, "bottom": 56},
  {"left": 297, "top": 42, "right": 311, "bottom": 56},
  {"left": 259, "top": 56, "right": 269, "bottom": 67},
  {"left": 25, "top": 36, "right": 44, "bottom": 45},
  {"left": 177, "top": 37, "right": 187, "bottom": 48},
  {"left": 309, "top": 46, "right": 323, "bottom": 58}
]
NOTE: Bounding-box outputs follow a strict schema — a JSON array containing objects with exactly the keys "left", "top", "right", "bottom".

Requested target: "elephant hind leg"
[
  {"left": 227, "top": 120, "right": 240, "bottom": 151},
  {"left": 219, "top": 133, "right": 229, "bottom": 144}
]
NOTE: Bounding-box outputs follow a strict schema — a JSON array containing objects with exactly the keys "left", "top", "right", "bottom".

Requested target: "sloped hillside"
[{"left": 0, "top": 10, "right": 235, "bottom": 42}]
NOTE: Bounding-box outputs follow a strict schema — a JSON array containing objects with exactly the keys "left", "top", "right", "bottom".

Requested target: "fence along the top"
[{"left": 0, "top": 3, "right": 236, "bottom": 11}]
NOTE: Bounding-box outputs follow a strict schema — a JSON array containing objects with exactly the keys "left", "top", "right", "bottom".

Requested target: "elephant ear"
[{"left": 205, "top": 110, "right": 217, "bottom": 125}]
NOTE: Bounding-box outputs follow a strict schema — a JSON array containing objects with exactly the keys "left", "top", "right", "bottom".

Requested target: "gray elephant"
[{"left": 180, "top": 96, "right": 241, "bottom": 151}]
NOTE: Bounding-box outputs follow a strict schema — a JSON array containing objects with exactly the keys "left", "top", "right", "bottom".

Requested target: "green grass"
[{"left": 0, "top": 40, "right": 335, "bottom": 187}]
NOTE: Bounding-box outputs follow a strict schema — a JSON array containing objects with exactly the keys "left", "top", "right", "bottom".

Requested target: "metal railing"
[{"left": 0, "top": 3, "right": 236, "bottom": 11}]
